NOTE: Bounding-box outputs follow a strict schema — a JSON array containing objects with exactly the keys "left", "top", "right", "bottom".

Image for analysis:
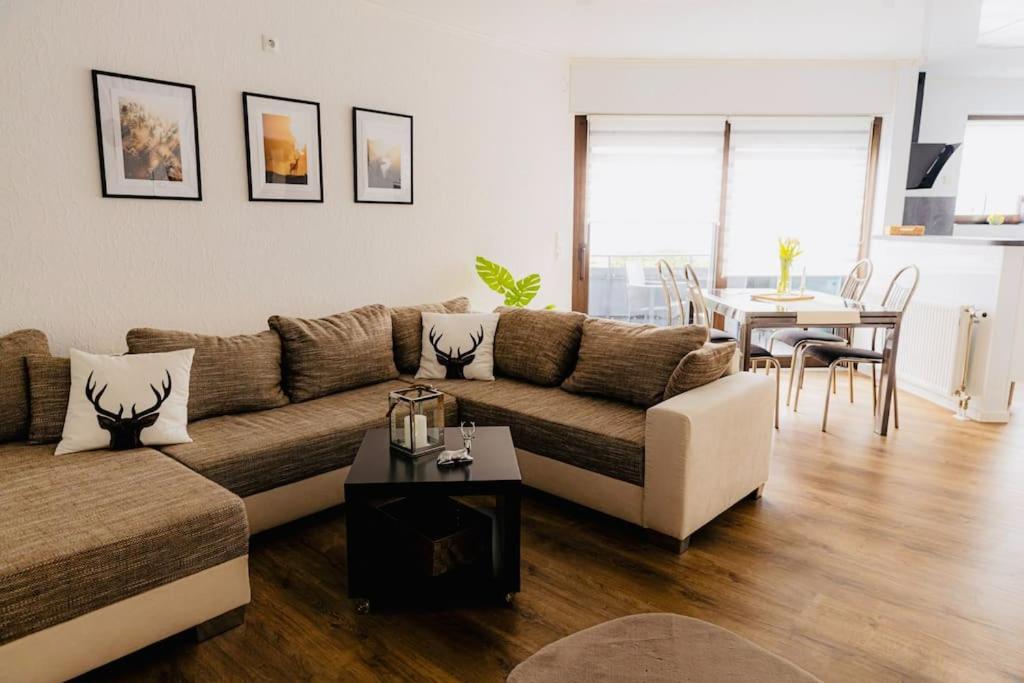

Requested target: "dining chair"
[
  {"left": 655, "top": 259, "right": 687, "bottom": 326},
  {"left": 793, "top": 265, "right": 920, "bottom": 433},
  {"left": 676, "top": 263, "right": 780, "bottom": 429},
  {"left": 772, "top": 258, "right": 874, "bottom": 407}
]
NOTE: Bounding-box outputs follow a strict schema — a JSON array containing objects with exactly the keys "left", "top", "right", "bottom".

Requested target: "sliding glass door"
[
  {"left": 577, "top": 115, "right": 877, "bottom": 320},
  {"left": 585, "top": 116, "right": 724, "bottom": 322}
]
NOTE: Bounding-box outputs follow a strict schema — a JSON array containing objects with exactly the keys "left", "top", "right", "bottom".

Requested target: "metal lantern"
[{"left": 388, "top": 385, "right": 446, "bottom": 457}]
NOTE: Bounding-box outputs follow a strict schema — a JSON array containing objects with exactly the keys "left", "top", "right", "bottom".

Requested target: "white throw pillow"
[
  {"left": 56, "top": 348, "right": 194, "bottom": 455},
  {"left": 416, "top": 312, "right": 499, "bottom": 381}
]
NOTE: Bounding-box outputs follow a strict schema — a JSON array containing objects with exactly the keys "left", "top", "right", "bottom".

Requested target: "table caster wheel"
[{"left": 355, "top": 599, "right": 370, "bottom": 615}]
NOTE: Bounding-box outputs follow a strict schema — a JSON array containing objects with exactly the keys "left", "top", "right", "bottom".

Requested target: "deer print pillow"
[
  {"left": 416, "top": 312, "right": 499, "bottom": 381},
  {"left": 55, "top": 348, "right": 194, "bottom": 455}
]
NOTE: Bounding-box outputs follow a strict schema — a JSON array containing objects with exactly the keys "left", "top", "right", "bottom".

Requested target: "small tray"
[{"left": 751, "top": 293, "right": 815, "bottom": 303}]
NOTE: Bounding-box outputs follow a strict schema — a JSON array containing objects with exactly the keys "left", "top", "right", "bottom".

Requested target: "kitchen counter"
[{"left": 874, "top": 234, "right": 1024, "bottom": 247}]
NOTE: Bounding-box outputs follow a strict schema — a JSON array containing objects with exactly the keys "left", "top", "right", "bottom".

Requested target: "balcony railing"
[{"left": 587, "top": 254, "right": 844, "bottom": 326}]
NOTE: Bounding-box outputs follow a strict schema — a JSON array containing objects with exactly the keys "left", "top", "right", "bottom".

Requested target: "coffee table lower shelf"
[{"left": 346, "top": 494, "right": 520, "bottom": 613}]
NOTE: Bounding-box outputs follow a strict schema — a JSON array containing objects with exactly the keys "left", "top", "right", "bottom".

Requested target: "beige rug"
[{"left": 508, "top": 613, "right": 821, "bottom": 682}]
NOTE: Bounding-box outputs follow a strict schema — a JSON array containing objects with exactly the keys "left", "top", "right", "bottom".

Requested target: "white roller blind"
[
  {"left": 587, "top": 115, "right": 725, "bottom": 257},
  {"left": 722, "top": 117, "right": 872, "bottom": 278}
]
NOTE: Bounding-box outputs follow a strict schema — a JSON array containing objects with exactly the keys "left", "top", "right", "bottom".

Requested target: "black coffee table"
[{"left": 345, "top": 426, "right": 522, "bottom": 613}]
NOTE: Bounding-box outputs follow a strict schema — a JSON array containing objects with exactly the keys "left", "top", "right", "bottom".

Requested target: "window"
[
  {"left": 722, "top": 117, "right": 873, "bottom": 285},
  {"left": 954, "top": 117, "right": 1024, "bottom": 221},
  {"left": 586, "top": 116, "right": 724, "bottom": 320}
]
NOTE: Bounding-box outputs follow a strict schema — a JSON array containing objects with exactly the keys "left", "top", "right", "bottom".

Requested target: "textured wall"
[{"left": 0, "top": 0, "right": 572, "bottom": 354}]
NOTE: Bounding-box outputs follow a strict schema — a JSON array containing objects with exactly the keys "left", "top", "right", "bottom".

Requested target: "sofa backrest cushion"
[
  {"left": 269, "top": 304, "right": 398, "bottom": 402},
  {"left": 25, "top": 356, "right": 70, "bottom": 444},
  {"left": 561, "top": 319, "right": 707, "bottom": 407},
  {"left": 663, "top": 342, "right": 737, "bottom": 399},
  {"left": 493, "top": 307, "right": 587, "bottom": 386},
  {"left": 390, "top": 297, "right": 470, "bottom": 373},
  {"left": 0, "top": 329, "right": 50, "bottom": 442},
  {"left": 126, "top": 327, "right": 289, "bottom": 422}
]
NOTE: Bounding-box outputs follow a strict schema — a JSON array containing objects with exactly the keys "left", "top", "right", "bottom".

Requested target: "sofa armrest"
[{"left": 643, "top": 371, "right": 774, "bottom": 542}]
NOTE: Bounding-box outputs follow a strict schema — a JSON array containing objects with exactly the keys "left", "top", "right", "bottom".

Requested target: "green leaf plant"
[{"left": 475, "top": 256, "right": 548, "bottom": 308}]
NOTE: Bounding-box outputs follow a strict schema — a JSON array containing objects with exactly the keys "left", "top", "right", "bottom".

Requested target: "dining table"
[{"left": 702, "top": 288, "right": 904, "bottom": 436}]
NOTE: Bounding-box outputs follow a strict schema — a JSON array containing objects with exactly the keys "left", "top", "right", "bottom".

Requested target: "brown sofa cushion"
[
  {"left": 25, "top": 356, "right": 70, "bottom": 444},
  {"left": 561, "top": 319, "right": 707, "bottom": 407},
  {"left": 493, "top": 307, "right": 586, "bottom": 386},
  {"left": 126, "top": 327, "right": 288, "bottom": 421},
  {"left": 0, "top": 442, "right": 248, "bottom": 646},
  {"left": 160, "top": 379, "right": 458, "bottom": 497},
  {"left": 390, "top": 297, "right": 470, "bottom": 373},
  {"left": 0, "top": 329, "right": 50, "bottom": 442},
  {"left": 420, "top": 376, "right": 646, "bottom": 486},
  {"left": 664, "top": 342, "right": 736, "bottom": 399},
  {"left": 269, "top": 304, "right": 399, "bottom": 403}
]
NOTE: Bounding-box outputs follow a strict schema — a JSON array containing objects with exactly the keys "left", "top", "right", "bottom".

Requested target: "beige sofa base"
[
  {"left": 516, "top": 448, "right": 643, "bottom": 526},
  {"left": 0, "top": 555, "right": 250, "bottom": 683},
  {"left": 244, "top": 467, "right": 350, "bottom": 535}
]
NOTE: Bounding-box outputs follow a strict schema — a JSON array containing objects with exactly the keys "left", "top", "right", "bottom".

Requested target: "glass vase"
[{"left": 777, "top": 258, "right": 792, "bottom": 294}]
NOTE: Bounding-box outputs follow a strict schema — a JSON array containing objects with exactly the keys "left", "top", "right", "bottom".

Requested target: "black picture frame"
[
  {"left": 91, "top": 69, "right": 202, "bottom": 201},
  {"left": 353, "top": 107, "right": 414, "bottom": 205},
  {"left": 242, "top": 92, "right": 324, "bottom": 203}
]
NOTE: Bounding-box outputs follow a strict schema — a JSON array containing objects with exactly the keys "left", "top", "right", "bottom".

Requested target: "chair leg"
[
  {"left": 848, "top": 362, "right": 855, "bottom": 403},
  {"left": 786, "top": 343, "right": 801, "bottom": 407},
  {"left": 831, "top": 365, "right": 838, "bottom": 394},
  {"left": 822, "top": 361, "right": 837, "bottom": 432},
  {"left": 793, "top": 351, "right": 807, "bottom": 412},
  {"left": 770, "top": 359, "right": 780, "bottom": 429}
]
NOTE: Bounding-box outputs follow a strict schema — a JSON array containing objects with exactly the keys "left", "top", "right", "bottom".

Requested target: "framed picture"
[
  {"left": 353, "top": 107, "right": 413, "bottom": 204},
  {"left": 243, "top": 92, "right": 323, "bottom": 202},
  {"left": 91, "top": 70, "right": 201, "bottom": 200}
]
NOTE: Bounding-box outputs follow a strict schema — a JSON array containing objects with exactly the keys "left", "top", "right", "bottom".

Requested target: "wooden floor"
[{"left": 83, "top": 371, "right": 1024, "bottom": 682}]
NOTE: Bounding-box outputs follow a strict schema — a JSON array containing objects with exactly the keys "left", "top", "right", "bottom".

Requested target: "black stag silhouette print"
[
  {"left": 85, "top": 370, "right": 172, "bottom": 450},
  {"left": 429, "top": 325, "right": 484, "bottom": 379}
]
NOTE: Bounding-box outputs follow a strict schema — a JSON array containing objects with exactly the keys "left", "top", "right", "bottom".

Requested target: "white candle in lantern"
[{"left": 402, "top": 414, "right": 429, "bottom": 449}]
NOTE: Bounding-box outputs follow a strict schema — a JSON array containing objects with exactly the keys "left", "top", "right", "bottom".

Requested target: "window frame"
[{"left": 570, "top": 115, "right": 883, "bottom": 313}]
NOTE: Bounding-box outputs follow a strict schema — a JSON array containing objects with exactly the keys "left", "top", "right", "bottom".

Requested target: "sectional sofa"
[{"left": 0, "top": 299, "right": 773, "bottom": 681}]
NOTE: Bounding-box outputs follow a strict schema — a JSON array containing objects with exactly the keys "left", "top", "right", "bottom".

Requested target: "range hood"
[{"left": 906, "top": 72, "right": 960, "bottom": 190}]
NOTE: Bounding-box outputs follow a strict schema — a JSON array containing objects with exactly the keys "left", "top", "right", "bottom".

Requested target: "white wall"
[
  {"left": 0, "top": 0, "right": 572, "bottom": 354},
  {"left": 570, "top": 59, "right": 908, "bottom": 115}
]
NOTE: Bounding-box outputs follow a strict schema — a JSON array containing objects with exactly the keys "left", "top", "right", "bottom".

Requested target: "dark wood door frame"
[{"left": 571, "top": 115, "right": 589, "bottom": 312}]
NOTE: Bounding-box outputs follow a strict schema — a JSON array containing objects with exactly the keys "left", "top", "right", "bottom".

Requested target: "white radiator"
[{"left": 896, "top": 302, "right": 977, "bottom": 399}]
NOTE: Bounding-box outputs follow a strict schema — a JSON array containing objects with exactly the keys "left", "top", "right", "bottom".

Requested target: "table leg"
[
  {"left": 496, "top": 489, "right": 521, "bottom": 596},
  {"left": 874, "top": 323, "right": 901, "bottom": 436},
  {"left": 739, "top": 322, "right": 752, "bottom": 370},
  {"left": 346, "top": 495, "right": 371, "bottom": 602}
]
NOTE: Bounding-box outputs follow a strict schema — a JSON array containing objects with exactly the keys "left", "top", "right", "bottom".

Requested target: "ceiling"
[{"left": 366, "top": 0, "right": 1024, "bottom": 76}]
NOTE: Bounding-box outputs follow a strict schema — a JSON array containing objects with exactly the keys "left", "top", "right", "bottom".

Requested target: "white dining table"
[{"left": 702, "top": 288, "right": 904, "bottom": 436}]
